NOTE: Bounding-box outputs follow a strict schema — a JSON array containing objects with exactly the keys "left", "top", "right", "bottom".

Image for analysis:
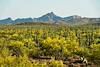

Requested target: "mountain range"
[{"left": 0, "top": 12, "right": 100, "bottom": 25}]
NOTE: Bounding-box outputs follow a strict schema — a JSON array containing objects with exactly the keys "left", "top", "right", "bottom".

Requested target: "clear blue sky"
[{"left": 0, "top": 0, "right": 100, "bottom": 19}]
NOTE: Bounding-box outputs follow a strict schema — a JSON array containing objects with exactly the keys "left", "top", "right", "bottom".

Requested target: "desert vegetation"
[{"left": 0, "top": 23, "right": 100, "bottom": 67}]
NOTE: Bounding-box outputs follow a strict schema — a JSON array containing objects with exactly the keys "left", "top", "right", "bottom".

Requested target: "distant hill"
[
  {"left": 33, "top": 12, "right": 62, "bottom": 23},
  {"left": 0, "top": 18, "right": 13, "bottom": 24},
  {"left": 0, "top": 12, "right": 100, "bottom": 25}
]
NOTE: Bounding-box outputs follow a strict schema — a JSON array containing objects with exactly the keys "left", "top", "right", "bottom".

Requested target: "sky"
[{"left": 0, "top": 0, "right": 100, "bottom": 19}]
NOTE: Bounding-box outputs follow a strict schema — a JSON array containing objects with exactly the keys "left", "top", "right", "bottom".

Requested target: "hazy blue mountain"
[
  {"left": 14, "top": 18, "right": 33, "bottom": 23},
  {"left": 63, "top": 15, "right": 81, "bottom": 21},
  {"left": 0, "top": 18, "right": 14, "bottom": 24},
  {"left": 62, "top": 15, "right": 100, "bottom": 25},
  {"left": 33, "top": 12, "right": 62, "bottom": 23},
  {"left": 0, "top": 12, "right": 100, "bottom": 25}
]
